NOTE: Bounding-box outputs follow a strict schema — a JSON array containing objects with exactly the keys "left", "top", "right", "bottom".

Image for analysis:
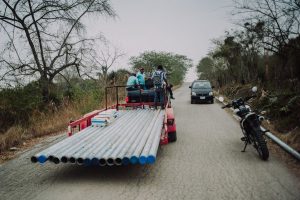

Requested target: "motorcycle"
[{"left": 219, "top": 87, "right": 269, "bottom": 161}]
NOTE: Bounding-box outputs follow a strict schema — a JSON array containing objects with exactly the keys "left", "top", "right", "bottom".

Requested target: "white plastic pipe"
[
  {"left": 139, "top": 113, "right": 164, "bottom": 164},
  {"left": 122, "top": 110, "right": 160, "bottom": 165},
  {"left": 111, "top": 111, "right": 155, "bottom": 165}
]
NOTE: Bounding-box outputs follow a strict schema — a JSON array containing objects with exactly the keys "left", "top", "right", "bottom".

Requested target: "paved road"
[{"left": 1, "top": 83, "right": 300, "bottom": 200}]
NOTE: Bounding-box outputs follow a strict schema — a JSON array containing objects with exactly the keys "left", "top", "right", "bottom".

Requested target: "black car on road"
[{"left": 189, "top": 80, "right": 214, "bottom": 104}]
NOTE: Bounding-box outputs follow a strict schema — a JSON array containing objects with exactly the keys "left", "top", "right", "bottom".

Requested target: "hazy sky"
[{"left": 86, "top": 0, "right": 234, "bottom": 80}]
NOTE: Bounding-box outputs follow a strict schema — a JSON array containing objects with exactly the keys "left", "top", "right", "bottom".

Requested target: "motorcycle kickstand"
[{"left": 241, "top": 141, "right": 248, "bottom": 152}]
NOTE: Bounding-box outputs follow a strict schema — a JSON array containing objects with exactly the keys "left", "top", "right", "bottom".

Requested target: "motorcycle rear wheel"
[{"left": 252, "top": 128, "right": 269, "bottom": 160}]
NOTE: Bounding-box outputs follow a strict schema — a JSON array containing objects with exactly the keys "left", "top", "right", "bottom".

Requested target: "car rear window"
[{"left": 192, "top": 82, "right": 211, "bottom": 89}]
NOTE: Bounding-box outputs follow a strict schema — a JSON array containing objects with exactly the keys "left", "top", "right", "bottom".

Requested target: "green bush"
[{"left": 0, "top": 82, "right": 42, "bottom": 132}]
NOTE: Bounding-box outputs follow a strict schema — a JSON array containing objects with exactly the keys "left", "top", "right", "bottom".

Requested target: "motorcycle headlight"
[
  {"left": 209, "top": 92, "right": 213, "bottom": 96},
  {"left": 192, "top": 92, "right": 196, "bottom": 96}
]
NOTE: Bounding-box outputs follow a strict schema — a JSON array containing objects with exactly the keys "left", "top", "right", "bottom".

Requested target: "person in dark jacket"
[{"left": 151, "top": 65, "right": 167, "bottom": 109}]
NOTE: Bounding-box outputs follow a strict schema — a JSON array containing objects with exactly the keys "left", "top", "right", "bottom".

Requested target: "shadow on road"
[{"left": 42, "top": 148, "right": 166, "bottom": 184}]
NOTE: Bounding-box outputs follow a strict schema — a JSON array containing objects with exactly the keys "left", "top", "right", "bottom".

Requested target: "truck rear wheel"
[{"left": 168, "top": 131, "right": 177, "bottom": 142}]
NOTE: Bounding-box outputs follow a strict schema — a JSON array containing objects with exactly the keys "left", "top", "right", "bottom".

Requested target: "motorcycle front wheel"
[{"left": 252, "top": 127, "right": 269, "bottom": 160}]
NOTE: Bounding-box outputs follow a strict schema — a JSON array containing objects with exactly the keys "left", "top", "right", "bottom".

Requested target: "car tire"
[
  {"left": 168, "top": 131, "right": 177, "bottom": 142},
  {"left": 210, "top": 99, "right": 214, "bottom": 104},
  {"left": 191, "top": 99, "right": 194, "bottom": 104}
]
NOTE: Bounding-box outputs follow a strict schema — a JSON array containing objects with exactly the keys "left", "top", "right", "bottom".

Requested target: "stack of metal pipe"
[{"left": 31, "top": 109, "right": 164, "bottom": 166}]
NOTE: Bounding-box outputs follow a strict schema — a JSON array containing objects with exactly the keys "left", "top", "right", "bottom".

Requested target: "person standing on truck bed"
[
  {"left": 126, "top": 73, "right": 139, "bottom": 91},
  {"left": 136, "top": 67, "right": 146, "bottom": 90},
  {"left": 152, "top": 65, "right": 167, "bottom": 109}
]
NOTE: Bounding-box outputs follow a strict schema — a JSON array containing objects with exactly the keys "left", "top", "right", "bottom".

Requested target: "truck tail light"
[{"left": 125, "top": 96, "right": 129, "bottom": 103}]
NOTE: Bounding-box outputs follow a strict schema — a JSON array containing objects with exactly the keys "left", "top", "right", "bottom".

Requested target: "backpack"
[{"left": 152, "top": 71, "right": 163, "bottom": 86}]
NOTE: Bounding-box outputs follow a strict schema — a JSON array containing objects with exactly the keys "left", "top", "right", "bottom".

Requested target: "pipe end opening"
[
  {"left": 61, "top": 157, "right": 68, "bottom": 163},
  {"left": 99, "top": 158, "right": 106, "bottom": 166},
  {"left": 115, "top": 158, "right": 122, "bottom": 165},
  {"left": 147, "top": 155, "right": 156, "bottom": 164},
  {"left": 31, "top": 156, "right": 38, "bottom": 163},
  {"left": 84, "top": 158, "right": 91, "bottom": 166},
  {"left": 107, "top": 158, "right": 114, "bottom": 166},
  {"left": 139, "top": 156, "right": 147, "bottom": 165},
  {"left": 48, "top": 156, "right": 54, "bottom": 161},
  {"left": 130, "top": 156, "right": 138, "bottom": 164},
  {"left": 38, "top": 155, "right": 47, "bottom": 163},
  {"left": 122, "top": 157, "right": 130, "bottom": 165},
  {"left": 53, "top": 157, "right": 60, "bottom": 164},
  {"left": 77, "top": 158, "right": 84, "bottom": 165},
  {"left": 69, "top": 157, "right": 76, "bottom": 164},
  {"left": 91, "top": 158, "right": 99, "bottom": 165}
]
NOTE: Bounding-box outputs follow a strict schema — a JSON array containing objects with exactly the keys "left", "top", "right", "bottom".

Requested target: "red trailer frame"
[{"left": 67, "top": 86, "right": 176, "bottom": 145}]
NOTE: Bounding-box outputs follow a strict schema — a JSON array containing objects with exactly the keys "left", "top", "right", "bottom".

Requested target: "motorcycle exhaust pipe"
[{"left": 258, "top": 116, "right": 264, "bottom": 121}]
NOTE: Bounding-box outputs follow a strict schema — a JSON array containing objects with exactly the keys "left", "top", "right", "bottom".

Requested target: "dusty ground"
[
  {"left": 0, "top": 131, "right": 66, "bottom": 164},
  {"left": 0, "top": 83, "right": 299, "bottom": 200}
]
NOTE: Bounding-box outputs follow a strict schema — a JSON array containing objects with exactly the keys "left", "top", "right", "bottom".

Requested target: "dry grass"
[
  {"left": 263, "top": 122, "right": 300, "bottom": 177},
  {"left": 0, "top": 95, "right": 106, "bottom": 154},
  {"left": 0, "top": 125, "right": 27, "bottom": 152},
  {"left": 29, "top": 105, "right": 80, "bottom": 138}
]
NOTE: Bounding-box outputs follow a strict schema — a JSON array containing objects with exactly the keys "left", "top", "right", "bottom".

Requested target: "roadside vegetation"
[
  {"left": 130, "top": 51, "right": 192, "bottom": 86},
  {"left": 197, "top": 0, "right": 300, "bottom": 152},
  {"left": 0, "top": 1, "right": 190, "bottom": 154}
]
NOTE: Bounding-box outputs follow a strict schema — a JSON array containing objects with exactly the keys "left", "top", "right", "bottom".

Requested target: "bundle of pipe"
[
  {"left": 30, "top": 111, "right": 128, "bottom": 164},
  {"left": 31, "top": 109, "right": 165, "bottom": 166}
]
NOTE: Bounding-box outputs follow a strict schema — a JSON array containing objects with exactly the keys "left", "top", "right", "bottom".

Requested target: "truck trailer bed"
[{"left": 31, "top": 109, "right": 165, "bottom": 166}]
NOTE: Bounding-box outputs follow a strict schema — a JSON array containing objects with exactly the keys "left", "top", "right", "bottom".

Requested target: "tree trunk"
[{"left": 39, "top": 76, "right": 50, "bottom": 103}]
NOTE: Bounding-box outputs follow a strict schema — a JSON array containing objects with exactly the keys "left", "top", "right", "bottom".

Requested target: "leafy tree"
[
  {"left": 0, "top": 0, "right": 116, "bottom": 102},
  {"left": 196, "top": 57, "right": 214, "bottom": 79},
  {"left": 129, "top": 51, "right": 192, "bottom": 85}
]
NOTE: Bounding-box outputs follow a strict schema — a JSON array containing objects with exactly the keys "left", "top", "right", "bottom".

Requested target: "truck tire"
[{"left": 168, "top": 131, "right": 177, "bottom": 142}]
